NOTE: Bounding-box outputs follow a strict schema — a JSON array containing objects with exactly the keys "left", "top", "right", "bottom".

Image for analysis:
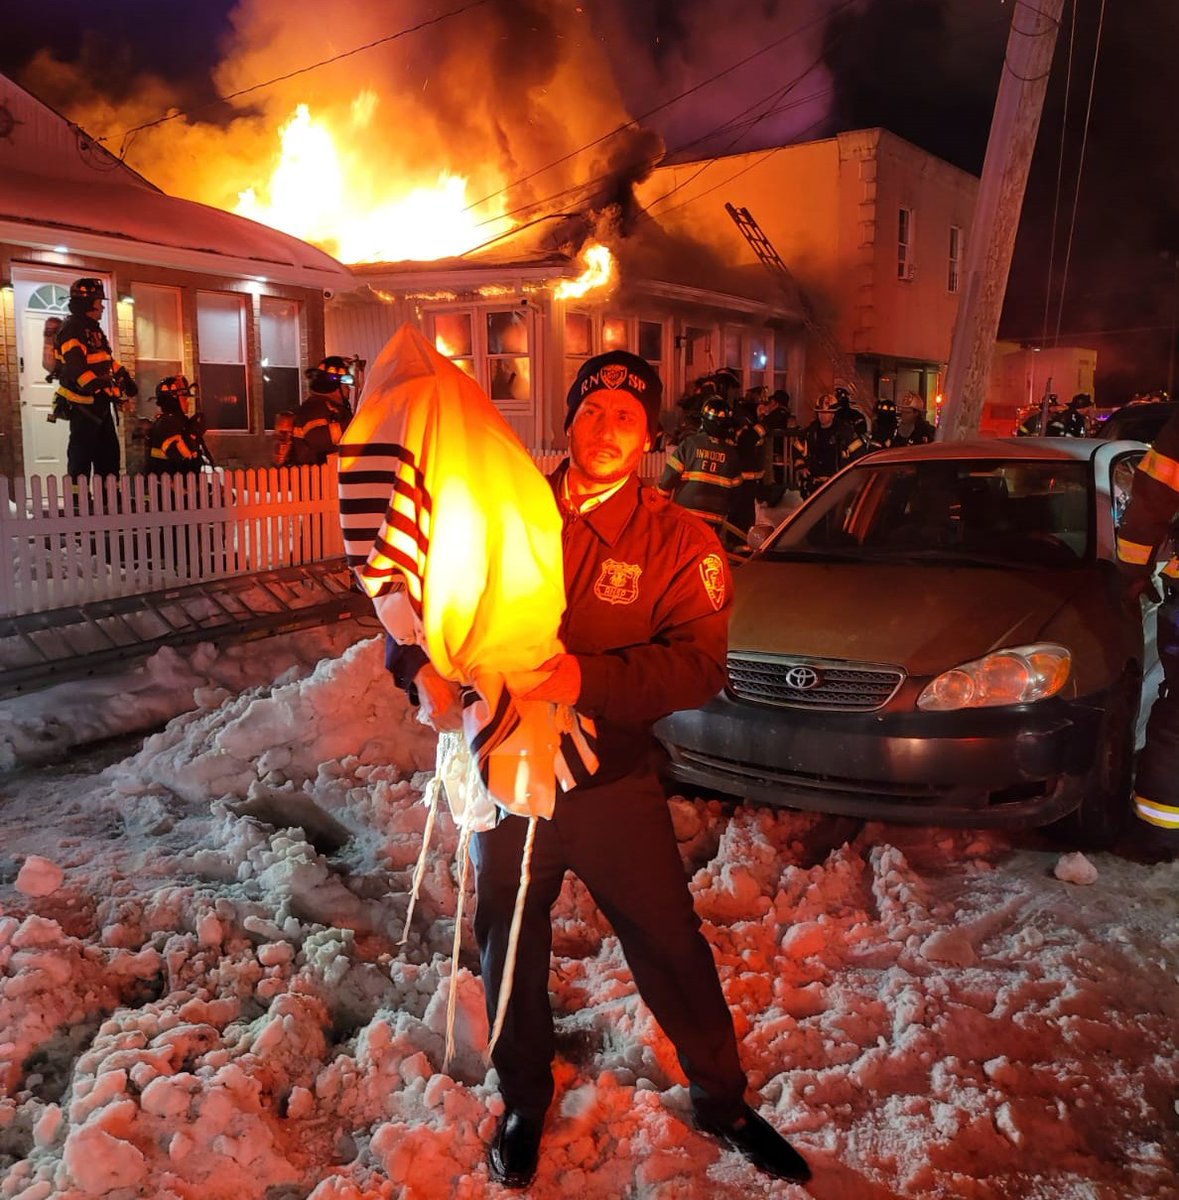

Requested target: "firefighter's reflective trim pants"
[
  {"left": 1134, "top": 590, "right": 1179, "bottom": 830},
  {"left": 470, "top": 769, "right": 747, "bottom": 1125}
]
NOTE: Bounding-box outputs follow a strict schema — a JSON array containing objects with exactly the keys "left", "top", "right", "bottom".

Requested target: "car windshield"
[{"left": 761, "top": 458, "right": 1092, "bottom": 567}]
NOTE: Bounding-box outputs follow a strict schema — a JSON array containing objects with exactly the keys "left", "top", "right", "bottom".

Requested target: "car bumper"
[{"left": 655, "top": 690, "right": 1111, "bottom": 828}]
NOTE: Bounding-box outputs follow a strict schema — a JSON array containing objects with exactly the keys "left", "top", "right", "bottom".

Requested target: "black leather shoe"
[
  {"left": 488, "top": 1110, "right": 544, "bottom": 1188},
  {"left": 697, "top": 1103, "right": 812, "bottom": 1183}
]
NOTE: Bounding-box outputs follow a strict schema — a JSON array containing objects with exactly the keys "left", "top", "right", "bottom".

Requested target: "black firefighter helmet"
[
  {"left": 155, "top": 375, "right": 193, "bottom": 414},
  {"left": 68, "top": 277, "right": 106, "bottom": 316},
  {"left": 700, "top": 397, "right": 732, "bottom": 437},
  {"left": 307, "top": 355, "right": 351, "bottom": 394}
]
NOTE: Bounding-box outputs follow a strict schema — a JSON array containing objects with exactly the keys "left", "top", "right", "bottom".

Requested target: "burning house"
[
  {"left": 1, "top": 2, "right": 989, "bottom": 468},
  {"left": 325, "top": 227, "right": 808, "bottom": 452},
  {"left": 0, "top": 74, "right": 353, "bottom": 480}
]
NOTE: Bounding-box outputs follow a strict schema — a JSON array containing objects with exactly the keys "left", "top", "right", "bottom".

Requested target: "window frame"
[
  {"left": 196, "top": 290, "right": 249, "bottom": 433},
  {"left": 898, "top": 206, "right": 914, "bottom": 281},
  {"left": 131, "top": 282, "right": 184, "bottom": 421},
  {"left": 948, "top": 224, "right": 962, "bottom": 294},
  {"left": 259, "top": 295, "right": 303, "bottom": 430}
]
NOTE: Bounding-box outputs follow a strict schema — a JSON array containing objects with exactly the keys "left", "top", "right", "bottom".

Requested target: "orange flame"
[
  {"left": 235, "top": 102, "right": 516, "bottom": 263},
  {"left": 554, "top": 242, "right": 616, "bottom": 300}
]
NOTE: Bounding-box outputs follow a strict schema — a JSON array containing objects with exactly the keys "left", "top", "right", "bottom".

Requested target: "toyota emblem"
[{"left": 784, "top": 665, "right": 821, "bottom": 690}]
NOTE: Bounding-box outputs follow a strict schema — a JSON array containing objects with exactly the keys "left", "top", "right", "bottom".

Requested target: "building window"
[
  {"left": 131, "top": 283, "right": 183, "bottom": 420},
  {"left": 723, "top": 329, "right": 742, "bottom": 376},
  {"left": 564, "top": 311, "right": 593, "bottom": 394},
  {"left": 197, "top": 292, "right": 248, "bottom": 431},
  {"left": 638, "top": 320, "right": 663, "bottom": 365},
  {"left": 948, "top": 225, "right": 962, "bottom": 293},
  {"left": 772, "top": 335, "right": 789, "bottom": 397},
  {"left": 602, "top": 316, "right": 629, "bottom": 352},
  {"left": 433, "top": 311, "right": 476, "bottom": 379},
  {"left": 748, "top": 333, "right": 768, "bottom": 389},
  {"left": 486, "top": 310, "right": 530, "bottom": 406},
  {"left": 260, "top": 297, "right": 301, "bottom": 429},
  {"left": 898, "top": 207, "right": 914, "bottom": 280}
]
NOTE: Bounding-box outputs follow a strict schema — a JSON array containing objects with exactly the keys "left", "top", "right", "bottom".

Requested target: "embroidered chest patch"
[
  {"left": 700, "top": 553, "right": 726, "bottom": 611},
  {"left": 594, "top": 558, "right": 642, "bottom": 605}
]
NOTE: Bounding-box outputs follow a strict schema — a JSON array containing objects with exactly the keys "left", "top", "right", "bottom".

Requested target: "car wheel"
[{"left": 1053, "top": 672, "right": 1138, "bottom": 848}]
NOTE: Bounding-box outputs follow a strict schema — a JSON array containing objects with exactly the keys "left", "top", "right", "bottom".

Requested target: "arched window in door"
[{"left": 27, "top": 283, "right": 71, "bottom": 314}]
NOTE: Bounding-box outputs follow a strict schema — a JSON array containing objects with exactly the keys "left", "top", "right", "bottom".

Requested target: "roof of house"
[{"left": 0, "top": 75, "right": 352, "bottom": 290}]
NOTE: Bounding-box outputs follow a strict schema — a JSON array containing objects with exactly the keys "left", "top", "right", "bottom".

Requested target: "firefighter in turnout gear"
[
  {"left": 794, "top": 391, "right": 865, "bottom": 496},
  {"left": 53, "top": 278, "right": 137, "bottom": 478},
  {"left": 893, "top": 391, "right": 937, "bottom": 446},
  {"left": 870, "top": 396, "right": 900, "bottom": 448},
  {"left": 384, "top": 348, "right": 811, "bottom": 1189},
  {"left": 656, "top": 395, "right": 744, "bottom": 534},
  {"left": 1061, "top": 392, "right": 1095, "bottom": 437},
  {"left": 1115, "top": 407, "right": 1179, "bottom": 838},
  {"left": 833, "top": 385, "right": 869, "bottom": 440},
  {"left": 145, "top": 377, "right": 201, "bottom": 476},
  {"left": 290, "top": 355, "right": 354, "bottom": 466}
]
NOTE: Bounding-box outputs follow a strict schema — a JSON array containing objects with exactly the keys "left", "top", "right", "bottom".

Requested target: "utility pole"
[{"left": 937, "top": 0, "right": 1065, "bottom": 440}]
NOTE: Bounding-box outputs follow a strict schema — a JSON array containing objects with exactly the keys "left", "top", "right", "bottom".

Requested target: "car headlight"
[{"left": 916, "top": 644, "right": 1071, "bottom": 711}]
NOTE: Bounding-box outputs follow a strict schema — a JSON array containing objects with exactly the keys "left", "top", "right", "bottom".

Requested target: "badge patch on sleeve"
[
  {"left": 700, "top": 553, "right": 726, "bottom": 610},
  {"left": 594, "top": 559, "right": 642, "bottom": 605}
]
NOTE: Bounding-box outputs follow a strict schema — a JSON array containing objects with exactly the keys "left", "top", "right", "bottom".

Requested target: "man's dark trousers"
[{"left": 471, "top": 770, "right": 747, "bottom": 1124}]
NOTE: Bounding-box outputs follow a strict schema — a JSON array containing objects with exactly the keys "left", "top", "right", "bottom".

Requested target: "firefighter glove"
[{"left": 1117, "top": 563, "right": 1161, "bottom": 605}]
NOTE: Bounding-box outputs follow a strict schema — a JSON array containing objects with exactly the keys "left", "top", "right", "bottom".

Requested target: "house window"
[
  {"left": 602, "top": 316, "right": 629, "bottom": 352},
  {"left": 486, "top": 310, "right": 530, "bottom": 406},
  {"left": 773, "top": 335, "right": 789, "bottom": 397},
  {"left": 564, "top": 311, "right": 593, "bottom": 394},
  {"left": 260, "top": 297, "right": 301, "bottom": 429},
  {"left": 723, "top": 329, "right": 742, "bottom": 375},
  {"left": 948, "top": 225, "right": 962, "bottom": 293},
  {"left": 898, "top": 207, "right": 914, "bottom": 280},
  {"left": 131, "top": 283, "right": 183, "bottom": 420},
  {"left": 434, "top": 311, "right": 476, "bottom": 379},
  {"left": 197, "top": 292, "right": 248, "bottom": 431},
  {"left": 638, "top": 320, "right": 663, "bottom": 365},
  {"left": 748, "top": 333, "right": 768, "bottom": 389}
]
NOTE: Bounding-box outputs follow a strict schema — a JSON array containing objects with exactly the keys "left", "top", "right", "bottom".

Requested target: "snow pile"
[{"left": 1, "top": 630, "right": 1178, "bottom": 1197}]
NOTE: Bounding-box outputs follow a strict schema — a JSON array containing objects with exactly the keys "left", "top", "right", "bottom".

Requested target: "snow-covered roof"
[
  {"left": 0, "top": 74, "right": 353, "bottom": 291},
  {"left": 0, "top": 167, "right": 353, "bottom": 290}
]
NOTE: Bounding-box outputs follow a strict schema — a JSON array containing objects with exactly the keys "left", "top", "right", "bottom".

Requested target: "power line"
[
  {"left": 462, "top": 0, "right": 857, "bottom": 217},
  {"left": 1039, "top": 0, "right": 1076, "bottom": 347},
  {"left": 108, "top": 0, "right": 491, "bottom": 156},
  {"left": 1050, "top": 0, "right": 1107, "bottom": 348}
]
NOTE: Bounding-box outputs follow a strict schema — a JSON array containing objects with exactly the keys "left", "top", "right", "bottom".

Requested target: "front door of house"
[{"left": 13, "top": 269, "right": 113, "bottom": 479}]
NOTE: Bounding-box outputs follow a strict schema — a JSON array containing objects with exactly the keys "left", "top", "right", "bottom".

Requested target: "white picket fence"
[
  {"left": 0, "top": 464, "right": 343, "bottom": 617},
  {"left": 0, "top": 448, "right": 670, "bottom": 617}
]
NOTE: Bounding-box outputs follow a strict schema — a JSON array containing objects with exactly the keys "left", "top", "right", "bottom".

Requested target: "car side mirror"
[{"left": 746, "top": 523, "right": 775, "bottom": 551}]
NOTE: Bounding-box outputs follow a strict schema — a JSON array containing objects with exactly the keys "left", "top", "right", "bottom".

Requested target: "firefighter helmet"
[
  {"left": 813, "top": 392, "right": 840, "bottom": 413},
  {"left": 1069, "top": 391, "right": 1093, "bottom": 409},
  {"left": 700, "top": 397, "right": 732, "bottom": 436},
  {"left": 69, "top": 278, "right": 105, "bottom": 302},
  {"left": 156, "top": 375, "right": 193, "bottom": 399},
  {"left": 834, "top": 385, "right": 853, "bottom": 407},
  {"left": 155, "top": 375, "right": 192, "bottom": 413},
  {"left": 68, "top": 277, "right": 106, "bottom": 315},
  {"left": 875, "top": 396, "right": 897, "bottom": 415},
  {"left": 307, "top": 355, "right": 351, "bottom": 393},
  {"left": 899, "top": 391, "right": 925, "bottom": 412}
]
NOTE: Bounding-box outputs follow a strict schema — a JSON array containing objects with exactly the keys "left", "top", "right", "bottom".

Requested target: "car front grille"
[{"left": 726, "top": 652, "right": 905, "bottom": 712}]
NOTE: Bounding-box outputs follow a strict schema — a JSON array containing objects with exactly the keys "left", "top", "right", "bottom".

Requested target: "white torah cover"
[{"left": 337, "top": 324, "right": 598, "bottom": 826}]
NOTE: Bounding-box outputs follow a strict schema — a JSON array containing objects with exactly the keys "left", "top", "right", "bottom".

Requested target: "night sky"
[{"left": 2, "top": 0, "right": 1173, "bottom": 401}]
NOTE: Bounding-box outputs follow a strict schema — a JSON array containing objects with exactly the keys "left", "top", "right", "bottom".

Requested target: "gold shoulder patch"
[{"left": 699, "top": 553, "right": 726, "bottom": 611}]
